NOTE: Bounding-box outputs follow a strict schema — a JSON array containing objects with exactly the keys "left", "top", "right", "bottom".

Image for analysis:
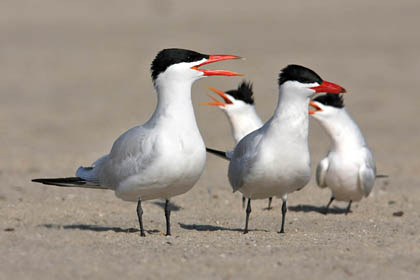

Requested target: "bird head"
[
  {"left": 151, "top": 48, "right": 243, "bottom": 86},
  {"left": 278, "top": 64, "right": 346, "bottom": 98},
  {"left": 309, "top": 93, "right": 345, "bottom": 119},
  {"left": 202, "top": 81, "right": 255, "bottom": 113}
]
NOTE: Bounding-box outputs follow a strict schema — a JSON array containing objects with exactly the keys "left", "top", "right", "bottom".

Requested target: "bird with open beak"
[
  {"left": 226, "top": 64, "right": 346, "bottom": 234},
  {"left": 309, "top": 93, "right": 377, "bottom": 215},
  {"left": 202, "top": 81, "right": 277, "bottom": 210},
  {"left": 32, "top": 48, "right": 243, "bottom": 237}
]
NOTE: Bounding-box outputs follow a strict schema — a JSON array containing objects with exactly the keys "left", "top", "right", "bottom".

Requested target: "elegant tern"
[
  {"left": 32, "top": 48, "right": 242, "bottom": 236},
  {"left": 227, "top": 65, "right": 346, "bottom": 234},
  {"left": 309, "top": 93, "right": 376, "bottom": 214},
  {"left": 202, "top": 81, "right": 276, "bottom": 209}
]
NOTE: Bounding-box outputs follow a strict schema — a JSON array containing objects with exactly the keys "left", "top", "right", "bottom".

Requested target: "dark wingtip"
[
  {"left": 206, "top": 147, "right": 229, "bottom": 160},
  {"left": 31, "top": 177, "right": 87, "bottom": 186}
]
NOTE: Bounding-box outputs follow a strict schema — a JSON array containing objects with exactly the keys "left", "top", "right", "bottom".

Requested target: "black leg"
[
  {"left": 279, "top": 199, "right": 287, "bottom": 233},
  {"left": 136, "top": 199, "right": 146, "bottom": 237},
  {"left": 164, "top": 199, "right": 171, "bottom": 236},
  {"left": 345, "top": 200, "right": 352, "bottom": 215},
  {"left": 324, "top": 196, "right": 335, "bottom": 215},
  {"left": 242, "top": 196, "right": 246, "bottom": 209},
  {"left": 244, "top": 198, "right": 252, "bottom": 234},
  {"left": 267, "top": 197, "right": 273, "bottom": 210}
]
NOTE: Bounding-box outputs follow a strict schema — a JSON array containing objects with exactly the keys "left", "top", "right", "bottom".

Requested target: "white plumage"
[
  {"left": 203, "top": 82, "right": 276, "bottom": 209},
  {"left": 33, "top": 48, "right": 242, "bottom": 236},
  {"left": 226, "top": 65, "right": 346, "bottom": 233},
  {"left": 310, "top": 94, "right": 376, "bottom": 213}
]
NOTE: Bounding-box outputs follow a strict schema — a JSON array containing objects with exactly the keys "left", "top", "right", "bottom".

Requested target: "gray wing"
[
  {"left": 358, "top": 147, "right": 377, "bottom": 197},
  {"left": 76, "top": 155, "right": 108, "bottom": 185},
  {"left": 315, "top": 157, "right": 329, "bottom": 188},
  {"left": 96, "top": 125, "right": 159, "bottom": 188},
  {"left": 225, "top": 150, "right": 234, "bottom": 160},
  {"left": 228, "top": 131, "right": 264, "bottom": 192}
]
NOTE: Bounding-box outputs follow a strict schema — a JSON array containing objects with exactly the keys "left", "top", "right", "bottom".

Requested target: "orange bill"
[
  {"left": 309, "top": 100, "right": 322, "bottom": 114},
  {"left": 201, "top": 86, "right": 233, "bottom": 106},
  {"left": 191, "top": 55, "right": 244, "bottom": 76}
]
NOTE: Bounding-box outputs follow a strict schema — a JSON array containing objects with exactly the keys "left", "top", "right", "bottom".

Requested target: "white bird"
[
  {"left": 32, "top": 48, "right": 242, "bottom": 236},
  {"left": 309, "top": 93, "right": 376, "bottom": 214},
  {"left": 204, "top": 81, "right": 262, "bottom": 143},
  {"left": 227, "top": 65, "right": 346, "bottom": 234},
  {"left": 202, "top": 81, "right": 275, "bottom": 209}
]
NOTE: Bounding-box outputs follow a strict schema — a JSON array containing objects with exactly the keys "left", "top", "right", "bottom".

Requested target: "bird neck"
[
  {"left": 224, "top": 105, "right": 263, "bottom": 143},
  {"left": 267, "top": 88, "right": 310, "bottom": 141},
  {"left": 318, "top": 108, "right": 367, "bottom": 152},
  {"left": 148, "top": 79, "right": 198, "bottom": 130}
]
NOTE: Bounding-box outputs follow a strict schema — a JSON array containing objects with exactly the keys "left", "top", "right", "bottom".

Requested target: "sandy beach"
[{"left": 1, "top": 1, "right": 419, "bottom": 279}]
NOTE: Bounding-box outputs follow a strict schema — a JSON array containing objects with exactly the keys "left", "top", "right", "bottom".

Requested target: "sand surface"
[{"left": 1, "top": 1, "right": 420, "bottom": 279}]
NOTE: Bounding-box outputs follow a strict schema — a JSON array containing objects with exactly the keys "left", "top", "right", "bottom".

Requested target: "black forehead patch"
[
  {"left": 151, "top": 48, "right": 209, "bottom": 80},
  {"left": 313, "top": 93, "right": 344, "bottom": 108},
  {"left": 226, "top": 80, "right": 254, "bottom": 105},
  {"left": 279, "top": 64, "right": 323, "bottom": 85}
]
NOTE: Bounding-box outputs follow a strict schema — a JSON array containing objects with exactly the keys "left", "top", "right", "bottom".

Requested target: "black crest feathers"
[
  {"left": 313, "top": 93, "right": 345, "bottom": 108},
  {"left": 151, "top": 48, "right": 209, "bottom": 80},
  {"left": 279, "top": 64, "right": 323, "bottom": 86},
  {"left": 226, "top": 81, "right": 255, "bottom": 105}
]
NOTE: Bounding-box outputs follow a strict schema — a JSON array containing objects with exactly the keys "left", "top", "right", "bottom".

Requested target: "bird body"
[
  {"left": 229, "top": 84, "right": 312, "bottom": 199},
  {"left": 87, "top": 80, "right": 206, "bottom": 202},
  {"left": 33, "top": 48, "right": 242, "bottom": 235},
  {"left": 225, "top": 65, "right": 346, "bottom": 233},
  {"left": 310, "top": 95, "right": 376, "bottom": 205},
  {"left": 204, "top": 82, "right": 277, "bottom": 208}
]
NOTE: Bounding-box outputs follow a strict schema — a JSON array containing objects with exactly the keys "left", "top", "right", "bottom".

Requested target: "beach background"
[{"left": 1, "top": 0, "right": 419, "bottom": 279}]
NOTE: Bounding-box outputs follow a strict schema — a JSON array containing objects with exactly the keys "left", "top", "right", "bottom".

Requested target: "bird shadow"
[
  {"left": 179, "top": 223, "right": 269, "bottom": 233},
  {"left": 153, "top": 201, "right": 182, "bottom": 211},
  {"left": 41, "top": 223, "right": 159, "bottom": 234},
  {"left": 288, "top": 204, "right": 351, "bottom": 215}
]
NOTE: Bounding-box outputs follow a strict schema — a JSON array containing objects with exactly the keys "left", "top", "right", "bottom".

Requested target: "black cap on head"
[
  {"left": 313, "top": 93, "right": 344, "bottom": 108},
  {"left": 151, "top": 48, "right": 209, "bottom": 80},
  {"left": 279, "top": 64, "right": 323, "bottom": 86},
  {"left": 226, "top": 81, "right": 255, "bottom": 105}
]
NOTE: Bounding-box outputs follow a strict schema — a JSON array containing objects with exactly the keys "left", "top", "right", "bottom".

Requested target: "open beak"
[
  {"left": 309, "top": 100, "right": 322, "bottom": 115},
  {"left": 191, "top": 55, "right": 244, "bottom": 76},
  {"left": 201, "top": 86, "right": 233, "bottom": 106},
  {"left": 311, "top": 81, "right": 346, "bottom": 94}
]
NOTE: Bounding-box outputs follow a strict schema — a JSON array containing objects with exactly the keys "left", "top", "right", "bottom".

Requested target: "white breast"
[
  {"left": 114, "top": 127, "right": 206, "bottom": 201},
  {"left": 325, "top": 151, "right": 364, "bottom": 201}
]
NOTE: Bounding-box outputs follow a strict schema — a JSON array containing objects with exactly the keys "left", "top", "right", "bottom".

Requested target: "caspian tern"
[
  {"left": 202, "top": 81, "right": 275, "bottom": 209},
  {"left": 32, "top": 48, "right": 242, "bottom": 236},
  {"left": 309, "top": 93, "right": 376, "bottom": 214},
  {"left": 227, "top": 65, "right": 346, "bottom": 234}
]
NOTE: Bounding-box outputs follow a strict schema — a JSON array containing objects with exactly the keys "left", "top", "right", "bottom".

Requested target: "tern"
[
  {"left": 309, "top": 93, "right": 376, "bottom": 214},
  {"left": 227, "top": 65, "right": 346, "bottom": 234},
  {"left": 202, "top": 81, "right": 275, "bottom": 209},
  {"left": 32, "top": 48, "right": 242, "bottom": 236}
]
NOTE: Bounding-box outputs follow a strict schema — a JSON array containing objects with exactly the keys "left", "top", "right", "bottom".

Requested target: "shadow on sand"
[
  {"left": 179, "top": 223, "right": 269, "bottom": 233},
  {"left": 288, "top": 204, "right": 351, "bottom": 215},
  {"left": 42, "top": 223, "right": 160, "bottom": 234}
]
